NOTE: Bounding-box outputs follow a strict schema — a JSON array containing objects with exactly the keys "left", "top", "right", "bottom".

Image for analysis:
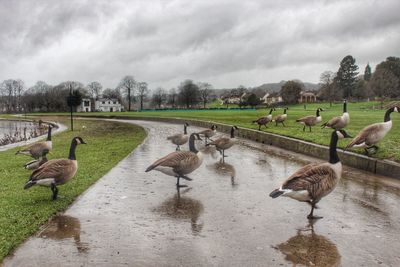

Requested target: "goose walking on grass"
[
  {"left": 273, "top": 108, "right": 288, "bottom": 127},
  {"left": 296, "top": 108, "right": 323, "bottom": 132},
  {"left": 197, "top": 124, "right": 217, "bottom": 145},
  {"left": 322, "top": 100, "right": 350, "bottom": 130},
  {"left": 167, "top": 123, "right": 189, "bottom": 151},
  {"left": 16, "top": 124, "right": 53, "bottom": 159},
  {"left": 253, "top": 108, "right": 275, "bottom": 131},
  {"left": 24, "top": 137, "right": 86, "bottom": 200},
  {"left": 345, "top": 106, "right": 398, "bottom": 156},
  {"left": 269, "top": 130, "right": 352, "bottom": 219},
  {"left": 24, "top": 149, "right": 50, "bottom": 170},
  {"left": 206, "top": 126, "right": 238, "bottom": 163},
  {"left": 145, "top": 133, "right": 203, "bottom": 188}
]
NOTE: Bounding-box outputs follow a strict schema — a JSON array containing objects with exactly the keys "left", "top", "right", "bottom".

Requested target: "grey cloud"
[{"left": 0, "top": 0, "right": 399, "bottom": 89}]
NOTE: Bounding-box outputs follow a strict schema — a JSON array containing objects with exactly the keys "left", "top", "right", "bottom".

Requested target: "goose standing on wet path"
[
  {"left": 145, "top": 133, "right": 203, "bottom": 188},
  {"left": 24, "top": 149, "right": 50, "bottom": 170},
  {"left": 345, "top": 106, "right": 398, "bottom": 155},
  {"left": 273, "top": 108, "right": 288, "bottom": 127},
  {"left": 197, "top": 124, "right": 217, "bottom": 145},
  {"left": 269, "top": 130, "right": 352, "bottom": 219},
  {"left": 322, "top": 100, "right": 350, "bottom": 130},
  {"left": 296, "top": 108, "right": 323, "bottom": 132},
  {"left": 253, "top": 108, "right": 275, "bottom": 131},
  {"left": 206, "top": 126, "right": 238, "bottom": 163},
  {"left": 16, "top": 124, "right": 53, "bottom": 159},
  {"left": 24, "top": 137, "right": 87, "bottom": 200},
  {"left": 167, "top": 123, "right": 189, "bottom": 151}
]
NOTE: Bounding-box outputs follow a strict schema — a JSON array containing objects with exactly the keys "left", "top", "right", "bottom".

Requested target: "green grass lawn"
[
  {"left": 24, "top": 100, "right": 400, "bottom": 162},
  {"left": 0, "top": 118, "right": 146, "bottom": 261}
]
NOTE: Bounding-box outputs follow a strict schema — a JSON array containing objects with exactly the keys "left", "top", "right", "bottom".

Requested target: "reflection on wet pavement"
[
  {"left": 39, "top": 215, "right": 89, "bottom": 253},
  {"left": 276, "top": 222, "right": 341, "bottom": 267},
  {"left": 154, "top": 188, "right": 204, "bottom": 235},
  {"left": 4, "top": 120, "right": 400, "bottom": 266}
]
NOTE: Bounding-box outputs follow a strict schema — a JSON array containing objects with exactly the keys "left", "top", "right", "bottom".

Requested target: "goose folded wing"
[
  {"left": 327, "top": 116, "right": 341, "bottom": 126},
  {"left": 297, "top": 115, "right": 314, "bottom": 122},
  {"left": 282, "top": 164, "right": 335, "bottom": 194},
  {"left": 209, "top": 137, "right": 230, "bottom": 146},
  {"left": 146, "top": 151, "right": 194, "bottom": 171},
  {"left": 167, "top": 133, "right": 182, "bottom": 140},
  {"left": 346, "top": 124, "right": 379, "bottom": 148},
  {"left": 30, "top": 159, "right": 73, "bottom": 181}
]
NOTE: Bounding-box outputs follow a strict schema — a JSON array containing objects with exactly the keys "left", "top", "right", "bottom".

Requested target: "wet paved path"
[{"left": 4, "top": 120, "right": 400, "bottom": 267}]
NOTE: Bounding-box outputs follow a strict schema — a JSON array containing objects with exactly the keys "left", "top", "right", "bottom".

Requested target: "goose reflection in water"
[
  {"left": 277, "top": 221, "right": 341, "bottom": 267},
  {"left": 39, "top": 215, "right": 88, "bottom": 253},
  {"left": 155, "top": 188, "right": 204, "bottom": 235},
  {"left": 212, "top": 160, "right": 237, "bottom": 187}
]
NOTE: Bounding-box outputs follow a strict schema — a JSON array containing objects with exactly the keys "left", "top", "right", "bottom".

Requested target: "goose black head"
[
  {"left": 74, "top": 136, "right": 87, "bottom": 145},
  {"left": 211, "top": 125, "right": 217, "bottom": 130},
  {"left": 41, "top": 148, "right": 50, "bottom": 156},
  {"left": 185, "top": 122, "right": 189, "bottom": 126},
  {"left": 336, "top": 130, "right": 352, "bottom": 139},
  {"left": 195, "top": 133, "right": 202, "bottom": 141},
  {"left": 233, "top": 125, "right": 238, "bottom": 130},
  {"left": 318, "top": 107, "right": 324, "bottom": 112}
]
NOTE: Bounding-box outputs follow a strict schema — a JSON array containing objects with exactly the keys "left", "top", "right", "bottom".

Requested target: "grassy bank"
[
  {"left": 0, "top": 118, "right": 146, "bottom": 260},
  {"left": 27, "top": 101, "right": 400, "bottom": 162}
]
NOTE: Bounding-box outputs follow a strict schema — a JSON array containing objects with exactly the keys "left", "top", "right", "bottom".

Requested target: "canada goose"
[
  {"left": 345, "top": 106, "right": 398, "bottom": 155},
  {"left": 322, "top": 100, "right": 350, "bottom": 130},
  {"left": 167, "top": 123, "right": 189, "bottom": 151},
  {"left": 16, "top": 124, "right": 53, "bottom": 159},
  {"left": 23, "top": 136, "right": 86, "bottom": 200},
  {"left": 269, "top": 129, "right": 352, "bottom": 219},
  {"left": 24, "top": 148, "right": 50, "bottom": 170},
  {"left": 145, "top": 133, "right": 203, "bottom": 188},
  {"left": 273, "top": 108, "right": 288, "bottom": 126},
  {"left": 296, "top": 108, "right": 324, "bottom": 132},
  {"left": 253, "top": 108, "right": 275, "bottom": 130},
  {"left": 206, "top": 126, "right": 238, "bottom": 163},
  {"left": 197, "top": 124, "right": 217, "bottom": 145}
]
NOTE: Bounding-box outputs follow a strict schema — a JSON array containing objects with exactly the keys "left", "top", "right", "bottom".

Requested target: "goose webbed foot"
[
  {"left": 181, "top": 175, "right": 193, "bottom": 181},
  {"left": 51, "top": 183, "right": 58, "bottom": 201}
]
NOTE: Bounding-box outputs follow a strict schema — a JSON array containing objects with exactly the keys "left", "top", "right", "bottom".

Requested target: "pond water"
[{"left": 0, "top": 120, "right": 47, "bottom": 146}]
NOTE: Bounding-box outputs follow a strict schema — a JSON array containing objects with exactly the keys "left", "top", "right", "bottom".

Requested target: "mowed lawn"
[
  {"left": 58, "top": 101, "right": 400, "bottom": 162},
  {"left": 0, "top": 118, "right": 146, "bottom": 260}
]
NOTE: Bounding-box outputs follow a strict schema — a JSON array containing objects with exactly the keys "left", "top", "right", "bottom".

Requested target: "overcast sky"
[{"left": 1, "top": 0, "right": 399, "bottom": 90}]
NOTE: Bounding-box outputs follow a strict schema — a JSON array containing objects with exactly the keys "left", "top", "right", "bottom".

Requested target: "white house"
[
  {"left": 77, "top": 98, "right": 92, "bottom": 112},
  {"left": 261, "top": 93, "right": 283, "bottom": 104},
  {"left": 95, "top": 98, "right": 123, "bottom": 112}
]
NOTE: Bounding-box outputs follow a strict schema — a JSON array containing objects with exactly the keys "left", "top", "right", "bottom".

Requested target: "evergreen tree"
[
  {"left": 335, "top": 55, "right": 359, "bottom": 98},
  {"left": 280, "top": 80, "right": 303, "bottom": 104},
  {"left": 364, "top": 63, "right": 372, "bottom": 81}
]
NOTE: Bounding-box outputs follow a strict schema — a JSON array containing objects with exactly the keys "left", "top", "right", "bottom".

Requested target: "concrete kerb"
[{"left": 79, "top": 115, "right": 400, "bottom": 180}]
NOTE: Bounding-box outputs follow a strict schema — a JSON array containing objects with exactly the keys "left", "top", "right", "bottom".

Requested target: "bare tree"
[
  {"left": 167, "top": 88, "right": 178, "bottom": 108},
  {"left": 87, "top": 81, "right": 103, "bottom": 100},
  {"left": 137, "top": 82, "right": 149, "bottom": 111},
  {"left": 118, "top": 76, "right": 136, "bottom": 111},
  {"left": 151, "top": 87, "right": 167, "bottom": 108},
  {"left": 0, "top": 79, "right": 25, "bottom": 113},
  {"left": 198, "top": 82, "right": 212, "bottom": 108},
  {"left": 319, "top": 71, "right": 336, "bottom": 106}
]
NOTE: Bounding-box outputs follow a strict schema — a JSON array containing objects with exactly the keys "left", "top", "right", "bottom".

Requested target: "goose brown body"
[
  {"left": 167, "top": 123, "right": 189, "bottom": 150},
  {"left": 296, "top": 108, "right": 323, "bottom": 131},
  {"left": 345, "top": 106, "right": 398, "bottom": 154},
  {"left": 273, "top": 108, "right": 288, "bottom": 126},
  {"left": 16, "top": 125, "right": 53, "bottom": 159},
  {"left": 322, "top": 100, "right": 350, "bottom": 130},
  {"left": 253, "top": 108, "right": 275, "bottom": 130},
  {"left": 270, "top": 130, "right": 352, "bottom": 219},
  {"left": 146, "top": 133, "right": 203, "bottom": 187},
  {"left": 24, "top": 137, "right": 86, "bottom": 200}
]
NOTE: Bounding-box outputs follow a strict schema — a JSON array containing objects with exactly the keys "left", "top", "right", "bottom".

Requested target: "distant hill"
[{"left": 213, "top": 81, "right": 320, "bottom": 96}]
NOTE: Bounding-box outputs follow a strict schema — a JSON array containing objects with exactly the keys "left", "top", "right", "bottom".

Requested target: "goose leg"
[
  {"left": 282, "top": 122, "right": 286, "bottom": 127},
  {"left": 309, "top": 126, "right": 312, "bottom": 132},
  {"left": 51, "top": 183, "right": 58, "bottom": 200},
  {"left": 364, "top": 148, "right": 370, "bottom": 156},
  {"left": 176, "top": 176, "right": 188, "bottom": 188},
  {"left": 307, "top": 201, "right": 323, "bottom": 220},
  {"left": 258, "top": 125, "right": 261, "bottom": 131},
  {"left": 303, "top": 125, "right": 305, "bottom": 132},
  {"left": 264, "top": 124, "right": 268, "bottom": 129},
  {"left": 176, "top": 145, "right": 180, "bottom": 151}
]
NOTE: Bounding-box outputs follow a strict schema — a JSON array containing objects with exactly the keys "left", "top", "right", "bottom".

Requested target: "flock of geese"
[
  {"left": 146, "top": 101, "right": 399, "bottom": 219},
  {"left": 13, "top": 102, "right": 398, "bottom": 219},
  {"left": 15, "top": 125, "right": 86, "bottom": 200}
]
